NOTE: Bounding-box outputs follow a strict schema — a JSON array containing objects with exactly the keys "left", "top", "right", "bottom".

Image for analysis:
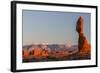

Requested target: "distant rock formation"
[
  {"left": 22, "top": 16, "right": 91, "bottom": 62},
  {"left": 76, "top": 16, "right": 91, "bottom": 54}
]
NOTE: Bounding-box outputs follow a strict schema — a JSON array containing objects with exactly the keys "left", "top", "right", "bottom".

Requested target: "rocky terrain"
[
  {"left": 22, "top": 16, "right": 91, "bottom": 63},
  {"left": 22, "top": 44, "right": 79, "bottom": 62}
]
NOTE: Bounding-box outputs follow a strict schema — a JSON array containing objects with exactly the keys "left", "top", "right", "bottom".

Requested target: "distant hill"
[{"left": 23, "top": 44, "right": 78, "bottom": 53}]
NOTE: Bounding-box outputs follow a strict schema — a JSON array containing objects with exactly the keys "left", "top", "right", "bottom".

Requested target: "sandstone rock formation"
[
  {"left": 22, "top": 16, "right": 91, "bottom": 62},
  {"left": 76, "top": 16, "right": 91, "bottom": 55},
  {"left": 23, "top": 49, "right": 30, "bottom": 59}
]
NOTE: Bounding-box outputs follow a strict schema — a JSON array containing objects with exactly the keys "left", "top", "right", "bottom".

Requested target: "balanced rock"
[{"left": 76, "top": 16, "right": 91, "bottom": 54}]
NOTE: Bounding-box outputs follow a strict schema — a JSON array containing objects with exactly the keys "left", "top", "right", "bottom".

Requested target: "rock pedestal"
[{"left": 76, "top": 16, "right": 91, "bottom": 54}]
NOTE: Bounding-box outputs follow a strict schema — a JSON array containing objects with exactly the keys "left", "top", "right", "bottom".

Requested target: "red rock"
[
  {"left": 23, "top": 49, "right": 30, "bottom": 59},
  {"left": 76, "top": 16, "right": 91, "bottom": 54},
  {"left": 76, "top": 16, "right": 83, "bottom": 33}
]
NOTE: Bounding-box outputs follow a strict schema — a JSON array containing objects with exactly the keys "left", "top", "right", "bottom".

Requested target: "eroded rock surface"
[{"left": 76, "top": 16, "right": 91, "bottom": 56}]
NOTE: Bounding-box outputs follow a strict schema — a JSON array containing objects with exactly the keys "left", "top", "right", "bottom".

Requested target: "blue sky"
[{"left": 22, "top": 10, "right": 91, "bottom": 46}]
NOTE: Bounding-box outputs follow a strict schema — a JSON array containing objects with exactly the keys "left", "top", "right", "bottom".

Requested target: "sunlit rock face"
[
  {"left": 22, "top": 16, "right": 91, "bottom": 62},
  {"left": 76, "top": 16, "right": 91, "bottom": 54},
  {"left": 23, "top": 49, "right": 30, "bottom": 59}
]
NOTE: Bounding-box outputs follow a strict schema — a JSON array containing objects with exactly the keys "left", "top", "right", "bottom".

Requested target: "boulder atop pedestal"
[
  {"left": 76, "top": 16, "right": 84, "bottom": 33},
  {"left": 76, "top": 16, "right": 91, "bottom": 55}
]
